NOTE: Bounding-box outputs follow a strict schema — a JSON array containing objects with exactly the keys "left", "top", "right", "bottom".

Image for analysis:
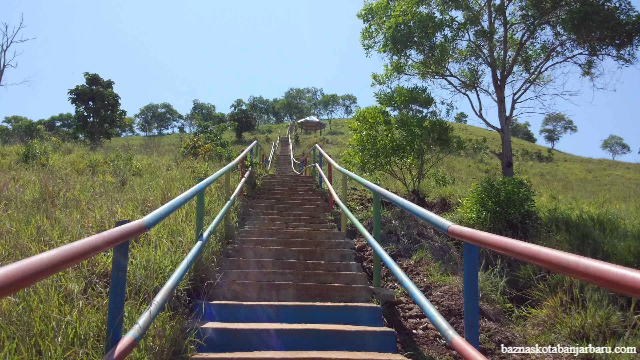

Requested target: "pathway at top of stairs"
[{"left": 191, "top": 137, "right": 407, "bottom": 359}]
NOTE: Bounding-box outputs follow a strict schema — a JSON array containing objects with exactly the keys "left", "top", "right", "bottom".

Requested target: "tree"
[
  {"left": 68, "top": 72, "right": 127, "bottom": 147},
  {"left": 344, "top": 103, "right": 463, "bottom": 205},
  {"left": 601, "top": 135, "right": 631, "bottom": 160},
  {"left": 318, "top": 94, "right": 341, "bottom": 129},
  {"left": 135, "top": 102, "right": 182, "bottom": 135},
  {"left": 185, "top": 100, "right": 224, "bottom": 132},
  {"left": 247, "top": 95, "right": 273, "bottom": 127},
  {"left": 2, "top": 115, "right": 42, "bottom": 143},
  {"left": 0, "top": 125, "right": 9, "bottom": 145},
  {"left": 539, "top": 113, "right": 578, "bottom": 149},
  {"left": 1, "top": 14, "right": 34, "bottom": 88},
  {"left": 454, "top": 112, "right": 469, "bottom": 124},
  {"left": 359, "top": 0, "right": 640, "bottom": 177},
  {"left": 339, "top": 94, "right": 358, "bottom": 118},
  {"left": 375, "top": 86, "right": 433, "bottom": 117},
  {"left": 510, "top": 119, "right": 537, "bottom": 143},
  {"left": 228, "top": 108, "right": 257, "bottom": 140}
]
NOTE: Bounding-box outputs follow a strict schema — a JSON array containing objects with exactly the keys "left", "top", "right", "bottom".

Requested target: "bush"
[
  {"left": 19, "top": 140, "right": 51, "bottom": 166},
  {"left": 456, "top": 176, "right": 539, "bottom": 240}
]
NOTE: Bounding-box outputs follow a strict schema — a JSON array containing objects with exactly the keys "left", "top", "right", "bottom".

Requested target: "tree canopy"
[
  {"left": 135, "top": 102, "right": 182, "bottom": 136},
  {"left": 454, "top": 112, "right": 469, "bottom": 124},
  {"left": 510, "top": 119, "right": 537, "bottom": 143},
  {"left": 68, "top": 72, "right": 126, "bottom": 147},
  {"left": 359, "top": 0, "right": 640, "bottom": 176},
  {"left": 601, "top": 134, "right": 631, "bottom": 160},
  {"left": 539, "top": 113, "right": 578, "bottom": 149}
]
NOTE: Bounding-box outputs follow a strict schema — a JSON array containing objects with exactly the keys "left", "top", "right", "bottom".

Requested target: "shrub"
[
  {"left": 456, "top": 176, "right": 539, "bottom": 240},
  {"left": 107, "top": 149, "right": 142, "bottom": 186},
  {"left": 18, "top": 140, "right": 51, "bottom": 166}
]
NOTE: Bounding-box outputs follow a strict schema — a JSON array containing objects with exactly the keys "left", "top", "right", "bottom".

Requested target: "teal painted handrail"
[
  {"left": 314, "top": 164, "right": 485, "bottom": 360},
  {"left": 104, "top": 168, "right": 253, "bottom": 360}
]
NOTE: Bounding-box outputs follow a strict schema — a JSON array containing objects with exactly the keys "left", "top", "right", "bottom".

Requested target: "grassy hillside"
[{"left": 1, "top": 120, "right": 638, "bottom": 358}]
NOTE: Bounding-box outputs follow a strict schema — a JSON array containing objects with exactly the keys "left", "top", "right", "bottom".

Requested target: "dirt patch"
[{"left": 350, "top": 207, "right": 562, "bottom": 359}]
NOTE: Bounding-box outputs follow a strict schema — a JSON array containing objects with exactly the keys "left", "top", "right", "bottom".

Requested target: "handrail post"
[
  {"left": 372, "top": 193, "right": 381, "bottom": 287},
  {"left": 318, "top": 153, "right": 323, "bottom": 188},
  {"left": 240, "top": 156, "right": 246, "bottom": 178},
  {"left": 328, "top": 162, "right": 333, "bottom": 211},
  {"left": 105, "top": 220, "right": 131, "bottom": 355},
  {"left": 341, "top": 173, "right": 347, "bottom": 233},
  {"left": 463, "top": 243, "right": 480, "bottom": 349},
  {"left": 312, "top": 147, "right": 317, "bottom": 180},
  {"left": 262, "top": 152, "right": 265, "bottom": 170},
  {"left": 195, "top": 178, "right": 205, "bottom": 241},
  {"left": 250, "top": 146, "right": 253, "bottom": 165},
  {"left": 224, "top": 172, "right": 231, "bottom": 240}
]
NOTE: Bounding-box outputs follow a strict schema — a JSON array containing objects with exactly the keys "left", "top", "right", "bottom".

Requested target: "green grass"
[
  {"left": 0, "top": 136, "right": 261, "bottom": 359},
  {"left": 1, "top": 119, "right": 639, "bottom": 357}
]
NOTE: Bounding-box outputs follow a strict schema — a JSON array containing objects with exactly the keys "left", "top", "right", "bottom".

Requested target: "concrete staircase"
[{"left": 191, "top": 137, "right": 407, "bottom": 359}]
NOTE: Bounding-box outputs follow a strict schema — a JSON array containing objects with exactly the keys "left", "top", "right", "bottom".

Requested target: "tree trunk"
[{"left": 497, "top": 94, "right": 515, "bottom": 177}]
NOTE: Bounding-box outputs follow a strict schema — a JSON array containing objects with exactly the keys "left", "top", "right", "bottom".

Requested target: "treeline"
[{"left": 0, "top": 74, "right": 358, "bottom": 147}]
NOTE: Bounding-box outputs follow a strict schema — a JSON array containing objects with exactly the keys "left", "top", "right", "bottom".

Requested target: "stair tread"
[
  {"left": 192, "top": 351, "right": 407, "bottom": 359},
  {"left": 198, "top": 322, "right": 393, "bottom": 332},
  {"left": 197, "top": 301, "right": 379, "bottom": 307}
]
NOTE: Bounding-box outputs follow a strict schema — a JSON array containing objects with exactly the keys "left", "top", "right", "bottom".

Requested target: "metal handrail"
[
  {"left": 315, "top": 164, "right": 485, "bottom": 360},
  {"left": 314, "top": 144, "right": 640, "bottom": 298},
  {"left": 267, "top": 135, "right": 279, "bottom": 172},
  {"left": 312, "top": 143, "right": 640, "bottom": 358},
  {"left": 286, "top": 127, "right": 303, "bottom": 175},
  {"left": 104, "top": 168, "right": 252, "bottom": 360}
]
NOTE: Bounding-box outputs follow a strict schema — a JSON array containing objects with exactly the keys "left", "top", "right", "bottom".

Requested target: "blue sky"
[{"left": 1, "top": 0, "right": 638, "bottom": 162}]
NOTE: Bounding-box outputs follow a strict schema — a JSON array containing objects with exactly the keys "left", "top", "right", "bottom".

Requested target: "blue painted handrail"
[
  {"left": 314, "top": 164, "right": 485, "bottom": 359},
  {"left": 313, "top": 144, "right": 640, "bottom": 358},
  {"left": 104, "top": 168, "right": 253, "bottom": 360}
]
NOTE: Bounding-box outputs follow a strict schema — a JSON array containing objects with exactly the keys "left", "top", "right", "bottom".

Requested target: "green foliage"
[
  {"left": 228, "top": 108, "right": 257, "bottom": 140},
  {"left": 539, "top": 113, "right": 578, "bottom": 149},
  {"left": 344, "top": 105, "right": 463, "bottom": 202},
  {"left": 18, "top": 139, "right": 52, "bottom": 166},
  {"left": 375, "top": 85, "right": 434, "bottom": 116},
  {"left": 185, "top": 99, "right": 225, "bottom": 132},
  {"left": 181, "top": 122, "right": 231, "bottom": 161},
  {"left": 454, "top": 112, "right": 468, "bottom": 124},
  {"left": 0, "top": 125, "right": 9, "bottom": 145},
  {"left": 67, "top": 72, "right": 127, "bottom": 147},
  {"left": 515, "top": 148, "right": 554, "bottom": 163},
  {"left": 358, "top": 0, "right": 640, "bottom": 176},
  {"left": 509, "top": 119, "right": 537, "bottom": 143},
  {"left": 135, "top": 102, "right": 182, "bottom": 136},
  {"left": 457, "top": 177, "right": 539, "bottom": 240},
  {"left": 601, "top": 134, "right": 631, "bottom": 160}
]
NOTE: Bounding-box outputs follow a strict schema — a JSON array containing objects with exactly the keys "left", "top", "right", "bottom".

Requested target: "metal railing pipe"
[
  {"left": 104, "top": 168, "right": 252, "bottom": 360},
  {"left": 315, "top": 165, "right": 485, "bottom": 360},
  {"left": 313, "top": 144, "right": 640, "bottom": 298},
  {"left": 0, "top": 142, "right": 258, "bottom": 299}
]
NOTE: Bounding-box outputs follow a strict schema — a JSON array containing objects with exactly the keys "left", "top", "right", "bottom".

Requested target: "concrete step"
[
  {"left": 253, "top": 195, "right": 323, "bottom": 201},
  {"left": 238, "top": 229, "right": 344, "bottom": 240},
  {"left": 246, "top": 217, "right": 331, "bottom": 225},
  {"left": 226, "top": 246, "right": 355, "bottom": 262},
  {"left": 193, "top": 322, "right": 396, "bottom": 353},
  {"left": 251, "top": 200, "right": 326, "bottom": 207},
  {"left": 211, "top": 281, "right": 374, "bottom": 303},
  {"left": 216, "top": 270, "right": 368, "bottom": 285},
  {"left": 192, "top": 351, "right": 408, "bottom": 359},
  {"left": 236, "top": 238, "right": 353, "bottom": 250},
  {"left": 221, "top": 259, "right": 361, "bottom": 272},
  {"left": 250, "top": 204, "right": 329, "bottom": 212},
  {"left": 242, "top": 223, "right": 335, "bottom": 231},
  {"left": 193, "top": 301, "right": 383, "bottom": 326},
  {"left": 248, "top": 210, "right": 328, "bottom": 218}
]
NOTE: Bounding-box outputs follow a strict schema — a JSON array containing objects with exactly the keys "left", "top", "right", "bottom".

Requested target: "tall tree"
[
  {"left": 510, "top": 119, "right": 537, "bottom": 143},
  {"left": 186, "top": 100, "right": 224, "bottom": 132},
  {"left": 359, "top": 0, "right": 640, "bottom": 177},
  {"left": 135, "top": 102, "right": 182, "bottom": 135},
  {"left": 318, "top": 94, "right": 341, "bottom": 129},
  {"left": 601, "top": 135, "right": 631, "bottom": 160},
  {"left": 247, "top": 95, "right": 273, "bottom": 127},
  {"left": 454, "top": 112, "right": 469, "bottom": 124},
  {"left": 339, "top": 94, "right": 358, "bottom": 118},
  {"left": 68, "top": 72, "right": 126, "bottom": 147},
  {"left": 2, "top": 115, "right": 40, "bottom": 143},
  {"left": 539, "top": 113, "right": 578, "bottom": 149},
  {"left": 1, "top": 14, "right": 34, "bottom": 88},
  {"left": 228, "top": 108, "right": 257, "bottom": 140}
]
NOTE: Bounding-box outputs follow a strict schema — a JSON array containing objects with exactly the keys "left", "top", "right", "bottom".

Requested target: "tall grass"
[{"left": 0, "top": 137, "right": 251, "bottom": 359}]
